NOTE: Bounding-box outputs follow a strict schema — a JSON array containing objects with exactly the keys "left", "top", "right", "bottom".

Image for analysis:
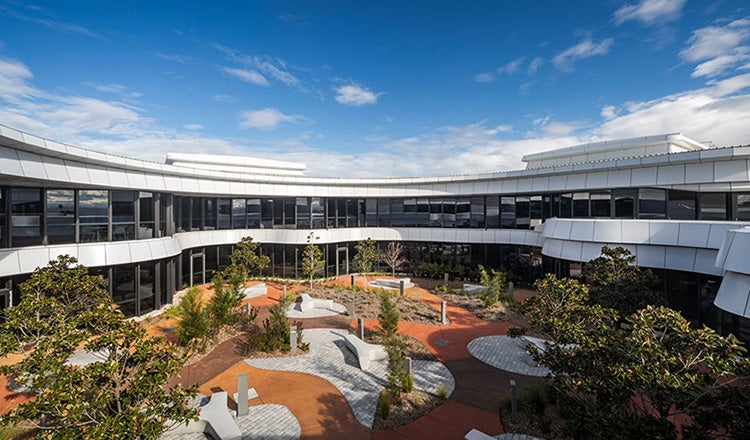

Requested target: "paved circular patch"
[
  {"left": 246, "top": 328, "right": 455, "bottom": 428},
  {"left": 286, "top": 301, "right": 347, "bottom": 318},
  {"left": 238, "top": 404, "right": 300, "bottom": 440},
  {"left": 467, "top": 335, "right": 550, "bottom": 377}
]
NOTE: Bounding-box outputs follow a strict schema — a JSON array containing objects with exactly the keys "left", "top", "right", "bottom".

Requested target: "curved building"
[{"left": 0, "top": 124, "right": 748, "bottom": 341}]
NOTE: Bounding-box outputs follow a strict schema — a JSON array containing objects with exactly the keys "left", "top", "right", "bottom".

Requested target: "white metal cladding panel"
[
  {"left": 593, "top": 220, "right": 622, "bottom": 242},
  {"left": 163, "top": 175, "right": 183, "bottom": 192},
  {"left": 516, "top": 178, "right": 533, "bottom": 193},
  {"left": 708, "top": 224, "right": 743, "bottom": 249},
  {"left": 560, "top": 241, "right": 584, "bottom": 262},
  {"left": 630, "top": 167, "right": 658, "bottom": 186},
  {"left": 554, "top": 219, "right": 573, "bottom": 239},
  {"left": 656, "top": 164, "right": 685, "bottom": 185},
  {"left": 621, "top": 220, "right": 650, "bottom": 243},
  {"left": 128, "top": 241, "right": 153, "bottom": 262},
  {"left": 126, "top": 171, "right": 148, "bottom": 190},
  {"left": 677, "top": 223, "right": 711, "bottom": 248},
  {"left": 606, "top": 169, "right": 631, "bottom": 187},
  {"left": 648, "top": 222, "right": 680, "bottom": 245},
  {"left": 714, "top": 160, "right": 749, "bottom": 183},
  {"left": 635, "top": 244, "right": 666, "bottom": 268},
  {"left": 569, "top": 220, "right": 594, "bottom": 241},
  {"left": 565, "top": 173, "right": 586, "bottom": 190},
  {"left": 87, "top": 165, "right": 110, "bottom": 186},
  {"left": 17, "top": 150, "right": 48, "bottom": 180},
  {"left": 531, "top": 176, "right": 550, "bottom": 192},
  {"left": 501, "top": 179, "right": 518, "bottom": 193},
  {"left": 180, "top": 177, "right": 200, "bottom": 193},
  {"left": 665, "top": 246, "right": 697, "bottom": 272},
  {"left": 0, "top": 146, "right": 23, "bottom": 177},
  {"left": 585, "top": 171, "right": 608, "bottom": 189},
  {"left": 77, "top": 244, "right": 107, "bottom": 268},
  {"left": 42, "top": 156, "right": 69, "bottom": 182},
  {"left": 547, "top": 174, "right": 567, "bottom": 191},
  {"left": 105, "top": 242, "right": 133, "bottom": 266},
  {"left": 695, "top": 248, "right": 722, "bottom": 275},
  {"left": 18, "top": 247, "right": 52, "bottom": 274},
  {"left": 541, "top": 237, "right": 564, "bottom": 258},
  {"left": 147, "top": 240, "right": 168, "bottom": 259},
  {"left": 720, "top": 229, "right": 750, "bottom": 275},
  {"left": 581, "top": 241, "right": 605, "bottom": 260},
  {"left": 145, "top": 174, "right": 167, "bottom": 191},
  {"left": 107, "top": 168, "right": 130, "bottom": 188},
  {"left": 63, "top": 161, "right": 89, "bottom": 184},
  {"left": 684, "top": 162, "right": 714, "bottom": 184},
  {"left": 0, "top": 251, "right": 21, "bottom": 275},
  {"left": 714, "top": 271, "right": 750, "bottom": 318}
]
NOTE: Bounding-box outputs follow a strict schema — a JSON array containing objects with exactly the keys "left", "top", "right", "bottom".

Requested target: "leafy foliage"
[
  {"left": 176, "top": 287, "right": 209, "bottom": 347},
  {"left": 583, "top": 246, "right": 664, "bottom": 317},
  {"left": 378, "top": 292, "right": 412, "bottom": 396},
  {"left": 378, "top": 291, "right": 400, "bottom": 340},
  {"left": 251, "top": 295, "right": 303, "bottom": 353},
  {"left": 0, "top": 256, "right": 197, "bottom": 438},
  {"left": 354, "top": 238, "right": 377, "bottom": 290},
  {"left": 381, "top": 242, "right": 406, "bottom": 278},
  {"left": 230, "top": 236, "right": 270, "bottom": 280},
  {"left": 476, "top": 265, "right": 507, "bottom": 307},
  {"left": 524, "top": 273, "right": 750, "bottom": 439},
  {"left": 208, "top": 266, "right": 245, "bottom": 332},
  {"left": 301, "top": 242, "right": 325, "bottom": 289}
]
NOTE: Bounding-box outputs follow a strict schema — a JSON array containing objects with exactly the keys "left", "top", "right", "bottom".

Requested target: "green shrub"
[
  {"left": 176, "top": 287, "right": 209, "bottom": 347},
  {"left": 437, "top": 383, "right": 448, "bottom": 400},
  {"left": 208, "top": 267, "right": 244, "bottom": 333},
  {"left": 377, "top": 389, "right": 391, "bottom": 419},
  {"left": 507, "top": 326, "right": 525, "bottom": 338},
  {"left": 378, "top": 292, "right": 399, "bottom": 340},
  {"left": 477, "top": 265, "right": 507, "bottom": 307}
]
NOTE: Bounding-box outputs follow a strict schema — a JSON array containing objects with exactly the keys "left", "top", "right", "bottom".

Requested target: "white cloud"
[
  {"left": 155, "top": 53, "right": 195, "bottom": 64},
  {"left": 86, "top": 83, "right": 142, "bottom": 99},
  {"left": 527, "top": 57, "right": 544, "bottom": 76},
  {"left": 614, "top": 0, "right": 686, "bottom": 26},
  {"left": 212, "top": 93, "right": 235, "bottom": 103},
  {"left": 0, "top": 3, "right": 97, "bottom": 37},
  {"left": 552, "top": 37, "right": 614, "bottom": 71},
  {"left": 183, "top": 123, "right": 203, "bottom": 131},
  {"left": 474, "top": 72, "right": 495, "bottom": 83},
  {"left": 0, "top": 57, "right": 37, "bottom": 101},
  {"left": 600, "top": 105, "right": 617, "bottom": 120},
  {"left": 680, "top": 19, "right": 750, "bottom": 78},
  {"left": 220, "top": 66, "right": 269, "bottom": 86},
  {"left": 214, "top": 44, "right": 299, "bottom": 87},
  {"left": 334, "top": 83, "right": 380, "bottom": 106},
  {"left": 238, "top": 107, "right": 301, "bottom": 130},
  {"left": 474, "top": 57, "right": 526, "bottom": 83}
]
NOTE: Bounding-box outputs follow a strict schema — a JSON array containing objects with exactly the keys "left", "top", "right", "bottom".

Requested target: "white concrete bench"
[
  {"left": 241, "top": 282, "right": 267, "bottom": 298},
  {"left": 299, "top": 293, "right": 334, "bottom": 312},
  {"left": 465, "top": 428, "right": 495, "bottom": 440},
  {"left": 342, "top": 333, "right": 387, "bottom": 371},
  {"left": 462, "top": 284, "right": 485, "bottom": 295},
  {"left": 373, "top": 277, "right": 415, "bottom": 290},
  {"left": 165, "top": 391, "right": 241, "bottom": 440}
]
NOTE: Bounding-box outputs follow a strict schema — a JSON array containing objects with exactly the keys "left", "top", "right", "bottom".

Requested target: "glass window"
[
  {"left": 379, "top": 199, "right": 391, "bottom": 227},
  {"left": 613, "top": 189, "right": 636, "bottom": 218},
  {"left": 138, "top": 192, "right": 155, "bottom": 239},
  {"left": 336, "top": 199, "right": 346, "bottom": 228},
  {"left": 112, "top": 263, "right": 136, "bottom": 317},
  {"left": 311, "top": 198, "right": 325, "bottom": 229},
  {"left": 442, "top": 198, "right": 456, "bottom": 228},
  {"left": 11, "top": 188, "right": 43, "bottom": 247},
  {"left": 112, "top": 191, "right": 136, "bottom": 241},
  {"left": 232, "top": 198, "right": 246, "bottom": 229},
  {"left": 190, "top": 197, "right": 202, "bottom": 230},
  {"left": 429, "top": 198, "right": 442, "bottom": 227},
  {"left": 326, "top": 198, "right": 337, "bottom": 228},
  {"left": 261, "top": 199, "right": 273, "bottom": 228},
  {"left": 247, "top": 199, "right": 261, "bottom": 228},
  {"left": 416, "top": 198, "right": 430, "bottom": 227},
  {"left": 46, "top": 189, "right": 75, "bottom": 245},
  {"left": 668, "top": 190, "right": 696, "bottom": 220},
  {"left": 273, "top": 199, "right": 284, "bottom": 227},
  {"left": 79, "top": 190, "right": 109, "bottom": 242},
  {"left": 296, "top": 198, "right": 310, "bottom": 229},
  {"left": 638, "top": 188, "right": 666, "bottom": 219},
  {"left": 366, "top": 199, "right": 377, "bottom": 227},
  {"left": 590, "top": 191, "right": 611, "bottom": 218},
  {"left": 530, "top": 195, "right": 543, "bottom": 227},
  {"left": 470, "top": 196, "right": 485, "bottom": 228},
  {"left": 515, "top": 196, "right": 530, "bottom": 229},
  {"left": 456, "top": 198, "right": 471, "bottom": 228},
  {"left": 0, "top": 189, "right": 4, "bottom": 247},
  {"left": 735, "top": 193, "right": 750, "bottom": 221},
  {"left": 485, "top": 196, "right": 499, "bottom": 228},
  {"left": 217, "top": 198, "right": 231, "bottom": 229},
  {"left": 559, "top": 193, "right": 572, "bottom": 218},
  {"left": 390, "top": 199, "right": 404, "bottom": 227},
  {"left": 500, "top": 196, "right": 516, "bottom": 229},
  {"left": 572, "top": 192, "right": 589, "bottom": 218},
  {"left": 404, "top": 198, "right": 417, "bottom": 227},
  {"left": 284, "top": 199, "right": 296, "bottom": 227},
  {"left": 204, "top": 199, "right": 217, "bottom": 230},
  {"left": 139, "top": 261, "right": 156, "bottom": 315},
  {"left": 346, "top": 199, "right": 358, "bottom": 227},
  {"left": 159, "top": 193, "right": 170, "bottom": 237},
  {"left": 699, "top": 193, "right": 728, "bottom": 220}
]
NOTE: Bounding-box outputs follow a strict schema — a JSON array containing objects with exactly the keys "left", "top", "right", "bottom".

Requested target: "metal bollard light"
[
  {"left": 237, "top": 374, "right": 249, "bottom": 416},
  {"left": 351, "top": 274, "right": 355, "bottom": 287},
  {"left": 357, "top": 317, "right": 365, "bottom": 340},
  {"left": 349, "top": 296, "right": 355, "bottom": 317},
  {"left": 441, "top": 301, "right": 447, "bottom": 325},
  {"left": 510, "top": 379, "right": 518, "bottom": 423},
  {"left": 290, "top": 325, "right": 298, "bottom": 353},
  {"left": 399, "top": 280, "right": 405, "bottom": 296},
  {"left": 508, "top": 281, "right": 514, "bottom": 299}
]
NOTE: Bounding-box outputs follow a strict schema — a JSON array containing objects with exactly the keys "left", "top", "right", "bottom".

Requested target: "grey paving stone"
[
  {"left": 467, "top": 335, "right": 550, "bottom": 377},
  {"left": 160, "top": 404, "right": 300, "bottom": 440}
]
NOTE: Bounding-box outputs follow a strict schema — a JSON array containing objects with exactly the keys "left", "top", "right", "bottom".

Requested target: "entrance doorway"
[
  {"left": 336, "top": 246, "right": 349, "bottom": 278},
  {"left": 190, "top": 252, "right": 205, "bottom": 286}
]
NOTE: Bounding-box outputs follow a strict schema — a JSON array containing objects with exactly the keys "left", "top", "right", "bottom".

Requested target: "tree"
[
  {"left": 477, "top": 265, "right": 508, "bottom": 307},
  {"left": 176, "top": 286, "right": 210, "bottom": 347},
  {"left": 0, "top": 256, "right": 197, "bottom": 438},
  {"left": 302, "top": 232, "right": 325, "bottom": 289},
  {"left": 207, "top": 266, "right": 245, "bottom": 333},
  {"left": 230, "top": 236, "right": 271, "bottom": 281},
  {"left": 378, "top": 292, "right": 412, "bottom": 396},
  {"left": 524, "top": 274, "right": 750, "bottom": 439},
  {"left": 354, "top": 238, "right": 377, "bottom": 290},
  {"left": 381, "top": 242, "right": 406, "bottom": 278},
  {"left": 583, "top": 246, "right": 664, "bottom": 317}
]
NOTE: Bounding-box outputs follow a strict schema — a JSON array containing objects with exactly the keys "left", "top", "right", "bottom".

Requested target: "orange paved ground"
[{"left": 1, "top": 276, "right": 530, "bottom": 439}]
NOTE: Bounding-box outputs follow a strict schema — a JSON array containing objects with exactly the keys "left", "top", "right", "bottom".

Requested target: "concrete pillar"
[
  {"left": 443, "top": 272, "right": 449, "bottom": 284},
  {"left": 508, "top": 281, "right": 514, "bottom": 299},
  {"left": 237, "top": 374, "right": 249, "bottom": 416},
  {"left": 351, "top": 274, "right": 355, "bottom": 287},
  {"left": 510, "top": 379, "right": 518, "bottom": 423},
  {"left": 403, "top": 356, "right": 412, "bottom": 376},
  {"left": 349, "top": 296, "right": 355, "bottom": 317},
  {"left": 441, "top": 301, "right": 447, "bottom": 325},
  {"left": 290, "top": 325, "right": 298, "bottom": 353},
  {"left": 357, "top": 317, "right": 365, "bottom": 340},
  {"left": 399, "top": 280, "right": 405, "bottom": 296}
]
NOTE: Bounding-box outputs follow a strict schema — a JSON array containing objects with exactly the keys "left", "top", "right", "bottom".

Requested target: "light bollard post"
[
  {"left": 357, "top": 317, "right": 365, "bottom": 340},
  {"left": 237, "top": 374, "right": 249, "bottom": 416},
  {"left": 349, "top": 296, "right": 355, "bottom": 317},
  {"left": 290, "top": 325, "right": 298, "bottom": 353},
  {"left": 510, "top": 379, "right": 518, "bottom": 423},
  {"left": 441, "top": 301, "right": 447, "bottom": 325}
]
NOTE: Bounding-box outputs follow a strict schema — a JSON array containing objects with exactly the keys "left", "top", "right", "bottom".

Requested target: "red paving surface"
[{"left": 1, "top": 276, "right": 528, "bottom": 439}]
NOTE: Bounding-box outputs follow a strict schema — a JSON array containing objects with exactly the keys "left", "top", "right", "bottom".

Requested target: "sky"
[{"left": 0, "top": 0, "right": 749, "bottom": 177}]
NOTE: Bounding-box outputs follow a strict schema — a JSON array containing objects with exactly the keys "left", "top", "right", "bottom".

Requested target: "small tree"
[
  {"left": 381, "top": 241, "right": 406, "bottom": 278},
  {"left": 302, "top": 233, "right": 325, "bottom": 289},
  {"left": 378, "top": 291, "right": 400, "bottom": 340},
  {"left": 477, "top": 265, "right": 507, "bottom": 307},
  {"left": 177, "top": 287, "right": 209, "bottom": 347},
  {"left": 231, "top": 236, "right": 271, "bottom": 281},
  {"left": 378, "top": 292, "right": 412, "bottom": 396},
  {"left": 583, "top": 246, "right": 664, "bottom": 317},
  {"left": 207, "top": 266, "right": 245, "bottom": 334},
  {"left": 355, "top": 238, "right": 377, "bottom": 290}
]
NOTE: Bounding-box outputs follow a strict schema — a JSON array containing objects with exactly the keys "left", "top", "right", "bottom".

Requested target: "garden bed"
[{"left": 372, "top": 389, "right": 444, "bottom": 431}]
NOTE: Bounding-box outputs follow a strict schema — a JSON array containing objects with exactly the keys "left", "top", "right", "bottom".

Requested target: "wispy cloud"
[
  {"left": 552, "top": 37, "right": 614, "bottom": 71},
  {"left": 474, "top": 57, "right": 525, "bottom": 83},
  {"left": 334, "top": 83, "right": 381, "bottom": 106},
  {"left": 183, "top": 123, "right": 203, "bottom": 131},
  {"left": 238, "top": 107, "right": 304, "bottom": 130},
  {"left": 680, "top": 18, "right": 750, "bottom": 78},
  {"left": 527, "top": 57, "right": 544, "bottom": 76},
  {"left": 85, "top": 83, "right": 142, "bottom": 100},
  {"left": 0, "top": 2, "right": 97, "bottom": 37},
  {"left": 214, "top": 44, "right": 300, "bottom": 87},
  {"left": 614, "top": 0, "right": 686, "bottom": 26},
  {"left": 220, "top": 66, "right": 269, "bottom": 86},
  {"left": 155, "top": 53, "right": 195, "bottom": 64},
  {"left": 212, "top": 93, "right": 236, "bottom": 103}
]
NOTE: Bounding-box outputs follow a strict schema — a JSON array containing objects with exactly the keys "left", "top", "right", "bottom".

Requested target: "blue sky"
[{"left": 0, "top": 0, "right": 749, "bottom": 177}]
